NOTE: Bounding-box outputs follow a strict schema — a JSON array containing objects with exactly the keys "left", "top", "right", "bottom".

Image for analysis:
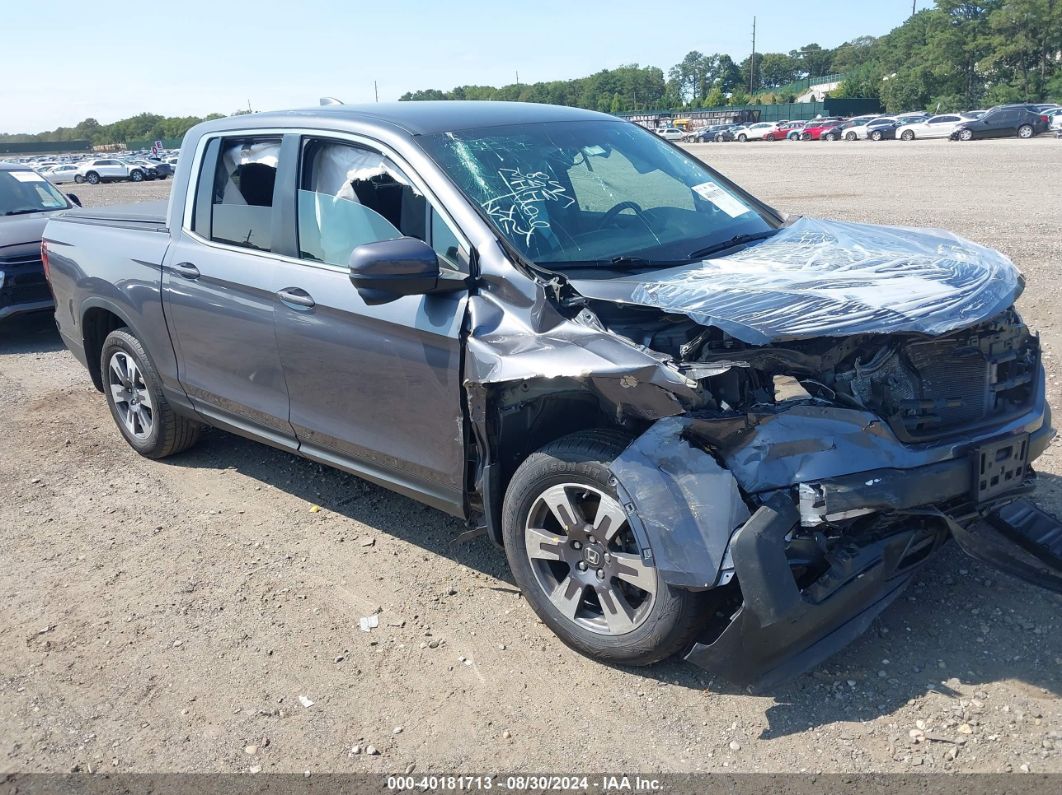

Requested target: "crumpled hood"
[{"left": 568, "top": 217, "right": 1023, "bottom": 345}]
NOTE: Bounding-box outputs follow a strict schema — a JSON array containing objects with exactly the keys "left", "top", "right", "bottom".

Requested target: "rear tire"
[
  {"left": 86, "top": 171, "right": 100, "bottom": 185},
  {"left": 502, "top": 430, "right": 709, "bottom": 666},
  {"left": 1017, "top": 124, "right": 1033, "bottom": 139},
  {"left": 101, "top": 328, "right": 202, "bottom": 459}
]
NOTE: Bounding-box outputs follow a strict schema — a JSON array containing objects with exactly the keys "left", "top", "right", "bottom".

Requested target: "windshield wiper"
[
  {"left": 687, "top": 230, "right": 778, "bottom": 260},
  {"left": 540, "top": 256, "right": 688, "bottom": 271},
  {"left": 3, "top": 208, "right": 45, "bottom": 216}
]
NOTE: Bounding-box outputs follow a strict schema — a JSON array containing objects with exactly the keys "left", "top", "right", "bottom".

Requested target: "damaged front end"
[
  {"left": 466, "top": 217, "right": 1060, "bottom": 685},
  {"left": 597, "top": 308, "right": 1057, "bottom": 686}
]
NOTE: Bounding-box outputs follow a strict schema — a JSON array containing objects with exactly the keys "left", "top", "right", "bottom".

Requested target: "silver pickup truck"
[{"left": 43, "top": 102, "right": 1062, "bottom": 685}]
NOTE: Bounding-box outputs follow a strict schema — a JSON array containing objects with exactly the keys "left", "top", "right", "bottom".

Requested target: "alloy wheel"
[
  {"left": 523, "top": 483, "right": 657, "bottom": 636},
  {"left": 108, "top": 351, "right": 154, "bottom": 439}
]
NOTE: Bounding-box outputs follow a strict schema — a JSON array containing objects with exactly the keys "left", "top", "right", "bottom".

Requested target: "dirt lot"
[{"left": 2, "top": 138, "right": 1060, "bottom": 775}]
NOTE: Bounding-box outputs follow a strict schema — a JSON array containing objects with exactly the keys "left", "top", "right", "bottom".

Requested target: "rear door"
[
  {"left": 161, "top": 133, "right": 295, "bottom": 448},
  {"left": 926, "top": 115, "right": 959, "bottom": 138},
  {"left": 270, "top": 135, "right": 470, "bottom": 514}
]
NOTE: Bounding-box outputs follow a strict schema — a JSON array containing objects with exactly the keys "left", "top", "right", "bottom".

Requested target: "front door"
[
  {"left": 272, "top": 137, "right": 470, "bottom": 513},
  {"left": 162, "top": 134, "right": 295, "bottom": 447}
]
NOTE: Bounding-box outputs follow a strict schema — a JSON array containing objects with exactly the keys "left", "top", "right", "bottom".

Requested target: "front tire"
[
  {"left": 844, "top": 131, "right": 857, "bottom": 141},
  {"left": 74, "top": 174, "right": 85, "bottom": 184},
  {"left": 130, "top": 169, "right": 144, "bottom": 182},
  {"left": 870, "top": 130, "right": 883, "bottom": 141},
  {"left": 101, "top": 328, "right": 202, "bottom": 459},
  {"left": 825, "top": 132, "right": 838, "bottom": 141},
  {"left": 959, "top": 129, "right": 973, "bottom": 141},
  {"left": 737, "top": 133, "right": 747, "bottom": 142},
  {"left": 901, "top": 130, "right": 915, "bottom": 141},
  {"left": 502, "top": 430, "right": 708, "bottom": 666}
]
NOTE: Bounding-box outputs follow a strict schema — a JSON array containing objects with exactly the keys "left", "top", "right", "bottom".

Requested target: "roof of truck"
[{"left": 213, "top": 101, "right": 617, "bottom": 136}]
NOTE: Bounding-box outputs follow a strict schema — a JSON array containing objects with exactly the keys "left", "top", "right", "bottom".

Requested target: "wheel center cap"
[{"left": 583, "top": 544, "right": 603, "bottom": 567}]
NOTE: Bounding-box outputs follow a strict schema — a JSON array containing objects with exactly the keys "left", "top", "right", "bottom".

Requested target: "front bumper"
[
  {"left": 611, "top": 376, "right": 1055, "bottom": 686},
  {"left": 0, "top": 259, "right": 53, "bottom": 320},
  {"left": 685, "top": 495, "right": 947, "bottom": 687}
]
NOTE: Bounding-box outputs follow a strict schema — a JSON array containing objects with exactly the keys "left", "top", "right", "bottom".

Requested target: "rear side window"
[{"left": 193, "top": 136, "right": 283, "bottom": 252}]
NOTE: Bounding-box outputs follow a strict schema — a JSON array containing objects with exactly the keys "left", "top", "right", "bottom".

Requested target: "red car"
[
  {"left": 764, "top": 121, "right": 803, "bottom": 141},
  {"left": 800, "top": 118, "right": 847, "bottom": 141}
]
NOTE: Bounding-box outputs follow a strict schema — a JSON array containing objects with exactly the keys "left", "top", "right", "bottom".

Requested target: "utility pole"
[
  {"left": 749, "top": 16, "right": 756, "bottom": 96},
  {"left": 516, "top": 70, "right": 520, "bottom": 87},
  {"left": 374, "top": 81, "right": 379, "bottom": 102},
  {"left": 912, "top": 1, "right": 916, "bottom": 16}
]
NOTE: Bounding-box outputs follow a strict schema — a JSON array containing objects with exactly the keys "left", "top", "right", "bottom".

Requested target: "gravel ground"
[{"left": 1, "top": 138, "right": 1060, "bottom": 775}]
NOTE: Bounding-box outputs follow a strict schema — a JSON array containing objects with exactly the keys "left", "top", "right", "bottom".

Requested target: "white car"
[
  {"left": 43, "top": 164, "right": 81, "bottom": 184},
  {"left": 656, "top": 127, "right": 685, "bottom": 141},
  {"left": 843, "top": 116, "right": 896, "bottom": 140},
  {"left": 896, "top": 113, "right": 978, "bottom": 141},
  {"left": 75, "top": 158, "right": 150, "bottom": 184},
  {"left": 735, "top": 121, "right": 782, "bottom": 142},
  {"left": 1047, "top": 108, "right": 1062, "bottom": 131}
]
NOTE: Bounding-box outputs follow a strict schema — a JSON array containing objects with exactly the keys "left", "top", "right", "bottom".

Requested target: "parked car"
[
  {"left": 863, "top": 119, "right": 899, "bottom": 141},
  {"left": 42, "top": 102, "right": 1062, "bottom": 686},
  {"left": 1, "top": 162, "right": 76, "bottom": 320},
  {"left": 800, "top": 118, "right": 846, "bottom": 141},
  {"left": 950, "top": 107, "right": 1049, "bottom": 140},
  {"left": 735, "top": 121, "right": 783, "bottom": 142},
  {"left": 784, "top": 121, "right": 808, "bottom": 140},
  {"left": 126, "top": 159, "right": 164, "bottom": 180},
  {"left": 896, "top": 113, "right": 975, "bottom": 140},
  {"left": 75, "top": 158, "right": 151, "bottom": 184},
  {"left": 713, "top": 124, "right": 740, "bottom": 142},
  {"left": 656, "top": 126, "right": 685, "bottom": 141},
  {"left": 843, "top": 116, "right": 895, "bottom": 140},
  {"left": 1045, "top": 108, "right": 1062, "bottom": 131},
  {"left": 42, "top": 164, "right": 82, "bottom": 184},
  {"left": 146, "top": 159, "right": 175, "bottom": 178},
  {"left": 763, "top": 121, "right": 802, "bottom": 141},
  {"left": 686, "top": 124, "right": 729, "bottom": 143}
]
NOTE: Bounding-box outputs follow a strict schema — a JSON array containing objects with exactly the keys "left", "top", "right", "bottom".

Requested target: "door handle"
[
  {"left": 277, "top": 287, "right": 315, "bottom": 308},
  {"left": 172, "top": 262, "right": 200, "bottom": 279}
]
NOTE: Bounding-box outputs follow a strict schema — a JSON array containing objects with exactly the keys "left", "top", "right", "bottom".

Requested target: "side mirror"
[
  {"left": 348, "top": 237, "right": 465, "bottom": 305},
  {"left": 67, "top": 193, "right": 82, "bottom": 207}
]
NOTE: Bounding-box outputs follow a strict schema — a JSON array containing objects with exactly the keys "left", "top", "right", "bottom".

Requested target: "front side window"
[
  {"left": 419, "top": 120, "right": 774, "bottom": 269},
  {"left": 296, "top": 140, "right": 464, "bottom": 269}
]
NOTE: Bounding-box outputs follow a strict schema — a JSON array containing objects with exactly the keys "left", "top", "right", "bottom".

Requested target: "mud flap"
[{"left": 950, "top": 498, "right": 1062, "bottom": 594}]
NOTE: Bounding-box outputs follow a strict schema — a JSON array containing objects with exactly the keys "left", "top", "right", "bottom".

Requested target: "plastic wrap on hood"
[{"left": 626, "top": 218, "right": 1022, "bottom": 344}]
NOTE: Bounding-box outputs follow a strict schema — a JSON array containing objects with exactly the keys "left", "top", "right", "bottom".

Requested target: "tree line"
[
  {"left": 0, "top": 112, "right": 230, "bottom": 146},
  {"left": 402, "top": 0, "right": 1061, "bottom": 113},
  {"left": 833, "top": 0, "right": 1062, "bottom": 112}
]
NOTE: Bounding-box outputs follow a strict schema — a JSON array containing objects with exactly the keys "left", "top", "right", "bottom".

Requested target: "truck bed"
[{"left": 59, "top": 200, "right": 169, "bottom": 232}]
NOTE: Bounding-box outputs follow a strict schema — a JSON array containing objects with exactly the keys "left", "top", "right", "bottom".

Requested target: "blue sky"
[{"left": 1, "top": 1, "right": 913, "bottom": 133}]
